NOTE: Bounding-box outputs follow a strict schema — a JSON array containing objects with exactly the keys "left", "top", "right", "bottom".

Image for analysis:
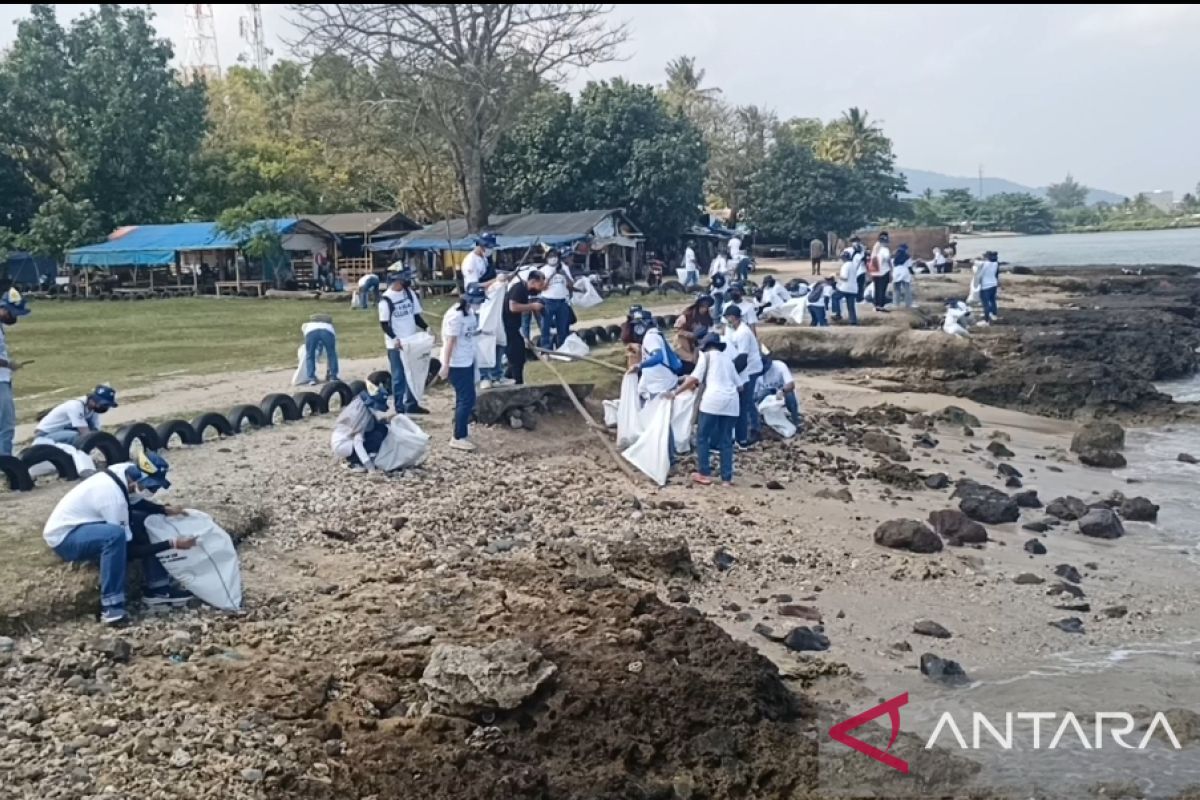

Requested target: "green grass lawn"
[{"left": 6, "top": 293, "right": 644, "bottom": 416}]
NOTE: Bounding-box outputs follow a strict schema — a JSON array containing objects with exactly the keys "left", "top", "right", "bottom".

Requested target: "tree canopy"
[{"left": 1046, "top": 174, "right": 1088, "bottom": 209}]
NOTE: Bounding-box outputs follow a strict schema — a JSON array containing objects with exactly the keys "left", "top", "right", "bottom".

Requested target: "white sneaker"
[
  {"left": 495, "top": 377, "right": 516, "bottom": 386},
  {"left": 449, "top": 437, "right": 476, "bottom": 452},
  {"left": 479, "top": 379, "right": 493, "bottom": 390}
]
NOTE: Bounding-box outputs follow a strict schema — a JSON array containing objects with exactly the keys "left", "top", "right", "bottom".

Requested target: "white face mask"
[
  {"left": 482, "top": 248, "right": 492, "bottom": 258},
  {"left": 546, "top": 257, "right": 559, "bottom": 267},
  {"left": 131, "top": 486, "right": 154, "bottom": 503}
]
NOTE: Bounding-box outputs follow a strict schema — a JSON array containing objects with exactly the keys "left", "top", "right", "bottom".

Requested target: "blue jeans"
[
  {"left": 783, "top": 391, "right": 802, "bottom": 423},
  {"left": 809, "top": 306, "right": 828, "bottom": 327},
  {"left": 894, "top": 281, "right": 914, "bottom": 308},
  {"left": 38, "top": 428, "right": 80, "bottom": 446},
  {"left": 737, "top": 372, "right": 760, "bottom": 445},
  {"left": 480, "top": 345, "right": 505, "bottom": 383},
  {"left": 980, "top": 287, "right": 999, "bottom": 320},
  {"left": 832, "top": 291, "right": 858, "bottom": 324},
  {"left": 305, "top": 328, "right": 339, "bottom": 382},
  {"left": 684, "top": 269, "right": 699, "bottom": 288},
  {"left": 54, "top": 522, "right": 170, "bottom": 609},
  {"left": 737, "top": 258, "right": 751, "bottom": 281},
  {"left": 696, "top": 412, "right": 735, "bottom": 481},
  {"left": 0, "top": 381, "right": 13, "bottom": 457},
  {"left": 386, "top": 348, "right": 418, "bottom": 412},
  {"left": 448, "top": 366, "right": 476, "bottom": 440},
  {"left": 540, "top": 298, "right": 571, "bottom": 349}
]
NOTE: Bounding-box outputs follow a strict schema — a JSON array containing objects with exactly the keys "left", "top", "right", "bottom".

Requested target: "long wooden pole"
[{"left": 531, "top": 345, "right": 625, "bottom": 374}]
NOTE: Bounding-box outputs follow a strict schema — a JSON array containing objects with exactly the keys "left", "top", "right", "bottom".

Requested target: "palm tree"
[
  {"left": 663, "top": 55, "right": 720, "bottom": 117},
  {"left": 818, "top": 107, "right": 888, "bottom": 167}
]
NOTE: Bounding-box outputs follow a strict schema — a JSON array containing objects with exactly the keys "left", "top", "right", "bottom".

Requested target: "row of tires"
[
  {"left": 0, "top": 379, "right": 377, "bottom": 493},
  {"left": 573, "top": 314, "right": 680, "bottom": 348}
]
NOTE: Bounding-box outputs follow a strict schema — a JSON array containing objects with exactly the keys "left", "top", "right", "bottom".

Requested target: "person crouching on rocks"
[
  {"left": 756, "top": 354, "right": 804, "bottom": 431},
  {"left": 675, "top": 332, "right": 740, "bottom": 486},
  {"left": 439, "top": 282, "right": 486, "bottom": 451},
  {"left": 331, "top": 379, "right": 391, "bottom": 471},
  {"left": 42, "top": 451, "right": 194, "bottom": 627},
  {"left": 34, "top": 384, "right": 119, "bottom": 447}
]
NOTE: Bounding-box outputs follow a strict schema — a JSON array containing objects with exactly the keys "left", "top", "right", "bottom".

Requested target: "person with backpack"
[
  {"left": 34, "top": 385, "right": 119, "bottom": 446},
  {"left": 378, "top": 264, "right": 431, "bottom": 414},
  {"left": 674, "top": 332, "right": 740, "bottom": 486},
  {"left": 721, "top": 304, "right": 763, "bottom": 447},
  {"left": 42, "top": 451, "right": 194, "bottom": 627},
  {"left": 438, "top": 283, "right": 487, "bottom": 451},
  {"left": 626, "top": 309, "right": 682, "bottom": 401}
]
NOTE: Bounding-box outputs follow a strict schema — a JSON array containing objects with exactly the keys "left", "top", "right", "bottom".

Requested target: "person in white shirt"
[
  {"left": 674, "top": 332, "right": 740, "bottom": 485},
  {"left": 301, "top": 315, "right": 339, "bottom": 385},
  {"left": 943, "top": 299, "right": 972, "bottom": 337},
  {"left": 932, "top": 246, "right": 950, "bottom": 274},
  {"left": 354, "top": 272, "right": 381, "bottom": 310},
  {"left": 627, "top": 310, "right": 679, "bottom": 400},
  {"left": 972, "top": 250, "right": 1001, "bottom": 322},
  {"left": 438, "top": 282, "right": 486, "bottom": 451},
  {"left": 868, "top": 231, "right": 892, "bottom": 312},
  {"left": 331, "top": 379, "right": 391, "bottom": 470},
  {"left": 708, "top": 249, "right": 728, "bottom": 282},
  {"left": 720, "top": 284, "right": 758, "bottom": 330},
  {"left": 378, "top": 265, "right": 431, "bottom": 413},
  {"left": 0, "top": 287, "right": 31, "bottom": 456},
  {"left": 459, "top": 233, "right": 498, "bottom": 291},
  {"left": 42, "top": 451, "right": 194, "bottom": 627},
  {"left": 682, "top": 241, "right": 699, "bottom": 289},
  {"left": 755, "top": 356, "right": 803, "bottom": 428},
  {"left": 721, "top": 304, "right": 763, "bottom": 447},
  {"left": 759, "top": 275, "right": 791, "bottom": 312},
  {"left": 34, "top": 385, "right": 118, "bottom": 446},
  {"left": 891, "top": 243, "right": 915, "bottom": 308},
  {"left": 848, "top": 236, "right": 867, "bottom": 301},
  {"left": 728, "top": 234, "right": 742, "bottom": 264},
  {"left": 831, "top": 251, "right": 860, "bottom": 325},
  {"left": 538, "top": 248, "right": 577, "bottom": 350},
  {"left": 806, "top": 277, "right": 835, "bottom": 327}
]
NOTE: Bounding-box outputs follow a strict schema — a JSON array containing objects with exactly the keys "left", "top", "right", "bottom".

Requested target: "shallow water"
[{"left": 956, "top": 228, "right": 1200, "bottom": 268}]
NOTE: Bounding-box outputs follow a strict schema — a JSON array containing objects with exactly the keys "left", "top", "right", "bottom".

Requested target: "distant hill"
[{"left": 899, "top": 167, "right": 1126, "bottom": 207}]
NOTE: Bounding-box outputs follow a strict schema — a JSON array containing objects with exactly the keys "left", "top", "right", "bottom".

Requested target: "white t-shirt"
[
  {"left": 441, "top": 306, "right": 479, "bottom": 368},
  {"left": 684, "top": 247, "right": 698, "bottom": 272},
  {"left": 693, "top": 349, "right": 740, "bottom": 417},
  {"left": 872, "top": 244, "right": 892, "bottom": 276},
  {"left": 728, "top": 237, "right": 742, "bottom": 261},
  {"left": 853, "top": 249, "right": 867, "bottom": 278},
  {"left": 757, "top": 361, "right": 794, "bottom": 396},
  {"left": 331, "top": 395, "right": 386, "bottom": 465},
  {"left": 933, "top": 250, "right": 948, "bottom": 266},
  {"left": 723, "top": 322, "right": 762, "bottom": 383},
  {"left": 736, "top": 300, "right": 759, "bottom": 326},
  {"left": 892, "top": 259, "right": 913, "bottom": 283},
  {"left": 43, "top": 465, "right": 132, "bottom": 548},
  {"left": 975, "top": 260, "right": 1000, "bottom": 290},
  {"left": 36, "top": 397, "right": 101, "bottom": 435},
  {"left": 460, "top": 250, "right": 487, "bottom": 288},
  {"left": 763, "top": 284, "right": 790, "bottom": 308},
  {"left": 639, "top": 328, "right": 678, "bottom": 398},
  {"left": 378, "top": 288, "right": 423, "bottom": 347},
  {"left": 540, "top": 261, "right": 573, "bottom": 301},
  {"left": 836, "top": 261, "right": 858, "bottom": 294},
  {"left": 357, "top": 273, "right": 378, "bottom": 289},
  {"left": 708, "top": 255, "right": 727, "bottom": 278}
]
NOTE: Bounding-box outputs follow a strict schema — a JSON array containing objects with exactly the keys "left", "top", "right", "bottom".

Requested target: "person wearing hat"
[
  {"left": 461, "top": 233, "right": 499, "bottom": 292},
  {"left": 721, "top": 303, "right": 763, "bottom": 447},
  {"left": 379, "top": 264, "right": 430, "bottom": 413},
  {"left": 674, "top": 331, "right": 740, "bottom": 486},
  {"left": 868, "top": 231, "right": 892, "bottom": 312},
  {"left": 756, "top": 354, "right": 804, "bottom": 430},
  {"left": 537, "top": 246, "right": 578, "bottom": 350},
  {"left": 831, "top": 251, "right": 860, "bottom": 325},
  {"left": 331, "top": 378, "right": 392, "bottom": 471},
  {"left": 758, "top": 275, "right": 791, "bottom": 316},
  {"left": 502, "top": 269, "right": 546, "bottom": 385},
  {"left": 722, "top": 282, "right": 759, "bottom": 332},
  {"left": 42, "top": 451, "right": 194, "bottom": 627},
  {"left": 34, "top": 385, "right": 119, "bottom": 447},
  {"left": 806, "top": 277, "right": 835, "bottom": 327},
  {"left": 439, "top": 282, "right": 487, "bottom": 451},
  {"left": 625, "top": 309, "right": 680, "bottom": 401},
  {"left": 972, "top": 250, "right": 1001, "bottom": 323},
  {"left": 673, "top": 293, "right": 715, "bottom": 374},
  {"left": 301, "top": 314, "right": 340, "bottom": 385},
  {"left": 0, "top": 287, "right": 31, "bottom": 456}
]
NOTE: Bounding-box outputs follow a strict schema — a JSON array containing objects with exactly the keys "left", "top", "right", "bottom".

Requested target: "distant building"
[{"left": 1144, "top": 190, "right": 1175, "bottom": 213}]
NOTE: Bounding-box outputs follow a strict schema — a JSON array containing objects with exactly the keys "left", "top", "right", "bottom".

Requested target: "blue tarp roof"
[{"left": 66, "top": 219, "right": 318, "bottom": 268}]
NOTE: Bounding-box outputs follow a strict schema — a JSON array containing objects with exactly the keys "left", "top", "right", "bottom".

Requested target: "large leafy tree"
[
  {"left": 816, "top": 107, "right": 906, "bottom": 220},
  {"left": 0, "top": 4, "right": 207, "bottom": 233},
  {"left": 288, "top": 3, "right": 627, "bottom": 231},
  {"left": 744, "top": 137, "right": 868, "bottom": 242},
  {"left": 976, "top": 193, "right": 1054, "bottom": 234},
  {"left": 20, "top": 193, "right": 106, "bottom": 260},
  {"left": 1046, "top": 173, "right": 1088, "bottom": 209},
  {"left": 662, "top": 56, "right": 721, "bottom": 122}
]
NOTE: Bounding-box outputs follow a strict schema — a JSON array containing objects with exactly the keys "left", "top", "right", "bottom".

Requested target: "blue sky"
[{"left": 3, "top": 4, "right": 1198, "bottom": 197}]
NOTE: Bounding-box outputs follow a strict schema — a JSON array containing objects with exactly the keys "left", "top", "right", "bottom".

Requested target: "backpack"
[{"left": 652, "top": 330, "right": 686, "bottom": 375}]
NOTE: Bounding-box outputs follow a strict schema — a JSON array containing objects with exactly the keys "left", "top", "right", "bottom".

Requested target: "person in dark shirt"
[{"left": 502, "top": 270, "right": 546, "bottom": 385}]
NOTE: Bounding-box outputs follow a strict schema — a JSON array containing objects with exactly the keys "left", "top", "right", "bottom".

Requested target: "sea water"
[{"left": 955, "top": 228, "right": 1200, "bottom": 268}]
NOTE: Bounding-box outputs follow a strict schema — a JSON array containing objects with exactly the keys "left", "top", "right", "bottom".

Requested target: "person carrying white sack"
[
  {"left": 755, "top": 354, "right": 803, "bottom": 431},
  {"left": 674, "top": 332, "right": 740, "bottom": 486},
  {"left": 379, "top": 264, "right": 432, "bottom": 413},
  {"left": 943, "top": 299, "right": 973, "bottom": 337},
  {"left": 331, "top": 379, "right": 391, "bottom": 472}
]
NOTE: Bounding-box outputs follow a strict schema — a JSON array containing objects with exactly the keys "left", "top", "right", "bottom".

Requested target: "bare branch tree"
[{"left": 287, "top": 4, "right": 627, "bottom": 229}]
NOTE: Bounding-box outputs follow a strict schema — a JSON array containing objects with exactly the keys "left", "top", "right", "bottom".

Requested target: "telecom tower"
[
  {"left": 240, "top": 4, "right": 268, "bottom": 73},
  {"left": 183, "top": 4, "right": 221, "bottom": 83}
]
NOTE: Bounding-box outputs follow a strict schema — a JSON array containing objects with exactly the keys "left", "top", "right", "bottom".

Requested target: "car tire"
[
  {"left": 318, "top": 380, "right": 353, "bottom": 410},
  {"left": 19, "top": 444, "right": 79, "bottom": 481},
  {"left": 259, "top": 392, "right": 301, "bottom": 424},
  {"left": 76, "top": 431, "right": 127, "bottom": 465},
  {"left": 155, "top": 419, "right": 201, "bottom": 448},
  {"left": 292, "top": 391, "right": 328, "bottom": 416},
  {"left": 0, "top": 455, "right": 34, "bottom": 491},
  {"left": 228, "top": 404, "right": 269, "bottom": 432},
  {"left": 191, "top": 412, "right": 234, "bottom": 441},
  {"left": 115, "top": 423, "right": 161, "bottom": 456}
]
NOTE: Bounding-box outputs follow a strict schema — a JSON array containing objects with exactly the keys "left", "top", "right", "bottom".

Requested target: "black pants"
[
  {"left": 505, "top": 334, "right": 528, "bottom": 385},
  {"left": 856, "top": 273, "right": 867, "bottom": 302},
  {"left": 872, "top": 274, "right": 891, "bottom": 308},
  {"left": 811, "top": 258, "right": 822, "bottom": 274}
]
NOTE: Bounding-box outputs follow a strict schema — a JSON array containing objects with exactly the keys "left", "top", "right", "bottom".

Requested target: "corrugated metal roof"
[
  {"left": 376, "top": 209, "right": 641, "bottom": 252},
  {"left": 305, "top": 211, "right": 419, "bottom": 236}
]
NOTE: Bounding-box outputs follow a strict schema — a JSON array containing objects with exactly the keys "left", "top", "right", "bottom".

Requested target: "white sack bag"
[
  {"left": 554, "top": 333, "right": 590, "bottom": 359},
  {"left": 603, "top": 399, "right": 620, "bottom": 428},
  {"left": 670, "top": 390, "right": 697, "bottom": 455},
  {"left": 616, "top": 373, "right": 644, "bottom": 447},
  {"left": 622, "top": 395, "right": 673, "bottom": 486},
  {"left": 757, "top": 394, "right": 796, "bottom": 439},
  {"left": 291, "top": 343, "right": 307, "bottom": 386},
  {"left": 349, "top": 289, "right": 361, "bottom": 310},
  {"left": 572, "top": 276, "right": 603, "bottom": 309},
  {"left": 144, "top": 510, "right": 243, "bottom": 611},
  {"left": 966, "top": 283, "right": 980, "bottom": 306},
  {"left": 373, "top": 414, "right": 430, "bottom": 471},
  {"left": 399, "top": 331, "right": 435, "bottom": 404},
  {"left": 29, "top": 439, "right": 97, "bottom": 477},
  {"left": 676, "top": 267, "right": 688, "bottom": 283},
  {"left": 474, "top": 282, "right": 508, "bottom": 368}
]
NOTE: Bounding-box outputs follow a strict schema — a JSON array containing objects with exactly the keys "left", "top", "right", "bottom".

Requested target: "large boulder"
[
  {"left": 936, "top": 406, "right": 981, "bottom": 428},
  {"left": 1013, "top": 490, "right": 1042, "bottom": 509},
  {"left": 927, "top": 509, "right": 988, "bottom": 546},
  {"left": 473, "top": 384, "right": 593, "bottom": 425},
  {"left": 953, "top": 480, "right": 1019, "bottom": 525},
  {"left": 1077, "top": 448, "right": 1127, "bottom": 469},
  {"left": 420, "top": 639, "right": 558, "bottom": 714},
  {"left": 1046, "top": 496, "right": 1089, "bottom": 521},
  {"left": 1119, "top": 496, "right": 1160, "bottom": 522},
  {"left": 1071, "top": 421, "right": 1125, "bottom": 453},
  {"left": 1077, "top": 508, "right": 1126, "bottom": 539},
  {"left": 874, "top": 519, "right": 944, "bottom": 553},
  {"left": 920, "top": 653, "right": 971, "bottom": 687},
  {"left": 861, "top": 431, "right": 911, "bottom": 462},
  {"left": 608, "top": 536, "right": 697, "bottom": 581}
]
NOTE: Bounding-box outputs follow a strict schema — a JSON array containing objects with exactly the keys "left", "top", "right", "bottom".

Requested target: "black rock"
[
  {"left": 873, "top": 519, "right": 944, "bottom": 553},
  {"left": 927, "top": 509, "right": 988, "bottom": 546},
  {"left": 937, "top": 406, "right": 981, "bottom": 428},
  {"left": 1024, "top": 538, "right": 1047, "bottom": 555},
  {"left": 753, "top": 623, "right": 785, "bottom": 642},
  {"left": 891, "top": 641, "right": 913, "bottom": 652},
  {"left": 953, "top": 480, "right": 1020, "bottom": 524},
  {"left": 987, "top": 441, "right": 1015, "bottom": 459},
  {"left": 1022, "top": 521, "right": 1051, "bottom": 533},
  {"left": 1102, "top": 605, "right": 1128, "bottom": 618},
  {"left": 1055, "top": 602, "right": 1091, "bottom": 612},
  {"left": 912, "top": 432, "right": 939, "bottom": 449},
  {"left": 920, "top": 653, "right": 971, "bottom": 687},
  {"left": 1078, "top": 448, "right": 1127, "bottom": 469},
  {"left": 1013, "top": 572, "right": 1045, "bottom": 585},
  {"left": 1078, "top": 508, "right": 1126, "bottom": 539},
  {"left": 1050, "top": 617, "right": 1086, "bottom": 634},
  {"left": 1119, "top": 496, "right": 1159, "bottom": 522},
  {"left": 90, "top": 637, "right": 132, "bottom": 664},
  {"left": 783, "top": 626, "right": 830, "bottom": 652},
  {"left": 667, "top": 586, "right": 690, "bottom": 604},
  {"left": 713, "top": 548, "right": 738, "bottom": 571},
  {"left": 963, "top": 426, "right": 975, "bottom": 437},
  {"left": 1054, "top": 564, "right": 1082, "bottom": 584},
  {"left": 997, "top": 463, "right": 1023, "bottom": 479},
  {"left": 1014, "top": 490, "right": 1042, "bottom": 509},
  {"left": 924, "top": 473, "right": 951, "bottom": 490},
  {"left": 1005, "top": 476, "right": 1023, "bottom": 489},
  {"left": 1047, "top": 581, "right": 1085, "bottom": 599},
  {"left": 1070, "top": 421, "right": 1125, "bottom": 453},
  {"left": 913, "top": 620, "right": 952, "bottom": 639},
  {"left": 1046, "top": 496, "right": 1089, "bottom": 521},
  {"left": 1178, "top": 453, "right": 1198, "bottom": 465},
  {"left": 765, "top": 480, "right": 785, "bottom": 491}
]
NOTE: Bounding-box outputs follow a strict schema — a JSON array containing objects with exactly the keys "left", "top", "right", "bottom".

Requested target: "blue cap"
[
  {"left": 694, "top": 293, "right": 714, "bottom": 306},
  {"left": 638, "top": 309, "right": 655, "bottom": 325},
  {"left": 128, "top": 451, "right": 171, "bottom": 492},
  {"left": 723, "top": 304, "right": 743, "bottom": 319},
  {"left": 627, "top": 304, "right": 644, "bottom": 319},
  {"left": 89, "top": 385, "right": 118, "bottom": 409},
  {"left": 463, "top": 282, "right": 487, "bottom": 305},
  {"left": 475, "top": 233, "right": 498, "bottom": 248},
  {"left": 386, "top": 262, "right": 414, "bottom": 282},
  {"left": 0, "top": 288, "right": 30, "bottom": 318},
  {"left": 698, "top": 332, "right": 725, "bottom": 351}
]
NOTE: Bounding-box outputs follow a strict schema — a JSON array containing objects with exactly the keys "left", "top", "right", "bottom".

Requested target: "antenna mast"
[
  {"left": 183, "top": 4, "right": 221, "bottom": 83},
  {"left": 239, "top": 4, "right": 268, "bottom": 73}
]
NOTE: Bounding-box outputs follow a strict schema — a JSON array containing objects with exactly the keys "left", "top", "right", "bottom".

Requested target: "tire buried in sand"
[
  {"left": 76, "top": 431, "right": 126, "bottom": 465},
  {"left": 154, "top": 419, "right": 201, "bottom": 448},
  {"left": 228, "top": 404, "right": 270, "bottom": 432},
  {"left": 259, "top": 393, "right": 301, "bottom": 424},
  {"left": 589, "top": 325, "right": 609, "bottom": 343},
  {"left": 319, "top": 380, "right": 353, "bottom": 410},
  {"left": 348, "top": 380, "right": 367, "bottom": 396},
  {"left": 367, "top": 370, "right": 391, "bottom": 388},
  {"left": 19, "top": 444, "right": 79, "bottom": 481},
  {"left": 292, "top": 391, "right": 328, "bottom": 416},
  {"left": 0, "top": 455, "right": 34, "bottom": 491},
  {"left": 114, "top": 423, "right": 161, "bottom": 456},
  {"left": 190, "top": 412, "right": 235, "bottom": 441},
  {"left": 606, "top": 324, "right": 622, "bottom": 342}
]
